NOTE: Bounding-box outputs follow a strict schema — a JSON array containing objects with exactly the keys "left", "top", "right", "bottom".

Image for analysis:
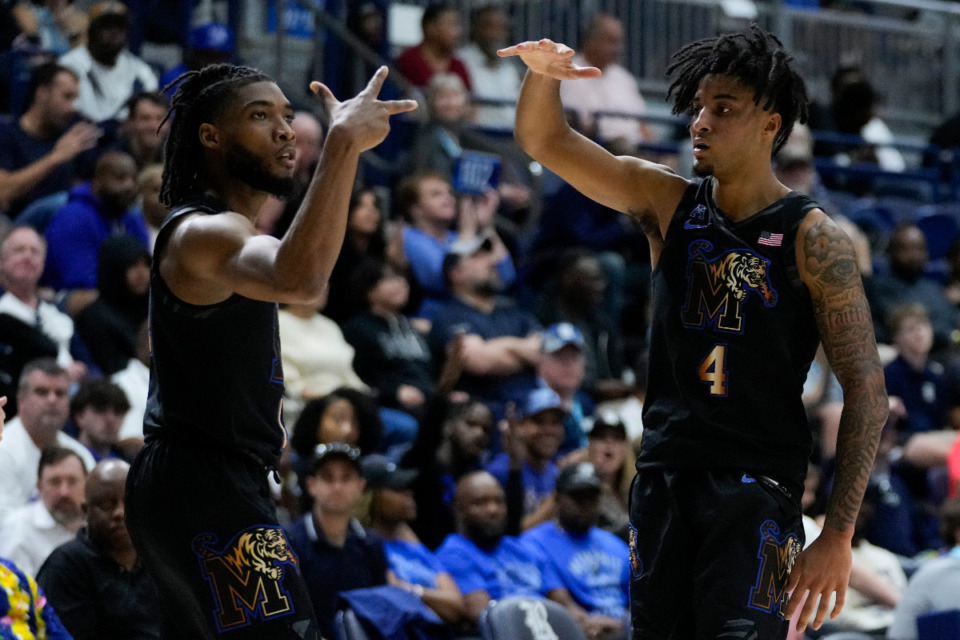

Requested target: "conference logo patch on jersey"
[
  {"left": 193, "top": 526, "right": 300, "bottom": 632},
  {"left": 748, "top": 520, "right": 802, "bottom": 618},
  {"left": 681, "top": 240, "right": 779, "bottom": 334},
  {"left": 628, "top": 524, "right": 644, "bottom": 578},
  {"left": 683, "top": 204, "right": 710, "bottom": 229}
]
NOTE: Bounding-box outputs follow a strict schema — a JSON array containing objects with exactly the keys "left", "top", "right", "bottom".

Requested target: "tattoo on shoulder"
[{"left": 803, "top": 219, "right": 859, "bottom": 288}]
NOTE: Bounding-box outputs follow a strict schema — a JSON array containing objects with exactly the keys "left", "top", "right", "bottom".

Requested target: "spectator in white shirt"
[
  {"left": 559, "top": 13, "right": 655, "bottom": 149},
  {"left": 0, "top": 226, "right": 86, "bottom": 407},
  {"left": 0, "top": 446, "right": 87, "bottom": 576},
  {"left": 457, "top": 4, "right": 522, "bottom": 131},
  {"left": 0, "top": 358, "right": 95, "bottom": 522}
]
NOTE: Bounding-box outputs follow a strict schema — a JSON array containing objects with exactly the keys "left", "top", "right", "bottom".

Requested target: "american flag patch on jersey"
[{"left": 758, "top": 231, "right": 783, "bottom": 247}]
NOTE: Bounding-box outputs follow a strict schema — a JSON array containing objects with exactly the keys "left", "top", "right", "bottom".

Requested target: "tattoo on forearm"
[{"left": 804, "top": 219, "right": 888, "bottom": 530}]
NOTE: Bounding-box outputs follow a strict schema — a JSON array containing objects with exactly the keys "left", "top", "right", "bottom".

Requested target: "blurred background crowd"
[{"left": 1, "top": 1, "right": 960, "bottom": 639}]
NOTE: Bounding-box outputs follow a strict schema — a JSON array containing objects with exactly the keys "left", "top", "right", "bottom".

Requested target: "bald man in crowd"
[{"left": 38, "top": 459, "right": 160, "bottom": 640}]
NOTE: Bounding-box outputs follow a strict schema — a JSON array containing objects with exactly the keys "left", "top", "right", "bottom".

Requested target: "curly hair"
[
  {"left": 666, "top": 24, "right": 808, "bottom": 156},
  {"left": 159, "top": 64, "right": 273, "bottom": 207}
]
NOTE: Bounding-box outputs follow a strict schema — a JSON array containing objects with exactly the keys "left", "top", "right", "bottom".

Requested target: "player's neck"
[
  {"left": 711, "top": 173, "right": 789, "bottom": 222},
  {"left": 205, "top": 181, "right": 269, "bottom": 220}
]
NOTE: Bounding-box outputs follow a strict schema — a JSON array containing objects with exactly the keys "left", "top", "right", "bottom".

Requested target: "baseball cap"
[
  {"left": 441, "top": 231, "right": 494, "bottom": 280},
  {"left": 88, "top": 2, "right": 128, "bottom": 28},
  {"left": 588, "top": 412, "right": 628, "bottom": 441},
  {"left": 360, "top": 454, "right": 418, "bottom": 490},
  {"left": 189, "top": 23, "right": 235, "bottom": 53},
  {"left": 519, "top": 387, "right": 566, "bottom": 420},
  {"left": 541, "top": 323, "right": 585, "bottom": 354},
  {"left": 311, "top": 442, "right": 362, "bottom": 473},
  {"left": 555, "top": 462, "right": 603, "bottom": 494}
]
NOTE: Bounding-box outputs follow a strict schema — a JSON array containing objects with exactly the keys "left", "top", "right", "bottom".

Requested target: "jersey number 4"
[{"left": 698, "top": 344, "right": 728, "bottom": 396}]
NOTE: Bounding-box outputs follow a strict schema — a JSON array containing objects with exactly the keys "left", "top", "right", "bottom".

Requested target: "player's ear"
[
  {"left": 198, "top": 123, "right": 221, "bottom": 150},
  {"left": 764, "top": 112, "right": 782, "bottom": 136}
]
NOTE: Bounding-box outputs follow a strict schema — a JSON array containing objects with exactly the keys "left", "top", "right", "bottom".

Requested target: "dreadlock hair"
[
  {"left": 159, "top": 64, "right": 274, "bottom": 208},
  {"left": 666, "top": 24, "right": 809, "bottom": 156}
]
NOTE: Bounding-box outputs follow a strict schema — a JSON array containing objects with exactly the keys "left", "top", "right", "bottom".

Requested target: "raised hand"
[
  {"left": 310, "top": 66, "right": 418, "bottom": 152},
  {"left": 52, "top": 121, "right": 101, "bottom": 162},
  {"left": 497, "top": 39, "right": 602, "bottom": 81}
]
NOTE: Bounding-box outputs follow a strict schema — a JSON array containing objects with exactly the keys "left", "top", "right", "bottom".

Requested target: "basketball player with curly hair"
[
  {"left": 124, "top": 64, "right": 415, "bottom": 639},
  {"left": 501, "top": 26, "right": 888, "bottom": 639}
]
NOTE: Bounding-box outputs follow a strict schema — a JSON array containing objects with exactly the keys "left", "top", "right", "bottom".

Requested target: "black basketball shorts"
[
  {"left": 126, "top": 438, "right": 318, "bottom": 640},
  {"left": 628, "top": 467, "right": 805, "bottom": 640}
]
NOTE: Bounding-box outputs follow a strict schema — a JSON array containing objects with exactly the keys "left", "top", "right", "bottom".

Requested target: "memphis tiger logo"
[
  {"left": 628, "top": 524, "right": 644, "bottom": 578},
  {"left": 193, "top": 526, "right": 300, "bottom": 632},
  {"left": 681, "top": 240, "right": 778, "bottom": 334},
  {"left": 748, "top": 520, "right": 802, "bottom": 617}
]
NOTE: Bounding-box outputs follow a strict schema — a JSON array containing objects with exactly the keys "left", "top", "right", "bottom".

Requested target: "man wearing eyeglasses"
[{"left": 284, "top": 443, "right": 389, "bottom": 640}]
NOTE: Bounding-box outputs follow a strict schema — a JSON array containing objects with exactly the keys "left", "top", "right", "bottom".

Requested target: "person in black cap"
[
  {"left": 586, "top": 414, "right": 634, "bottom": 538},
  {"left": 521, "top": 462, "right": 630, "bottom": 640},
  {"left": 363, "top": 454, "right": 466, "bottom": 626},
  {"left": 283, "top": 443, "right": 388, "bottom": 640}
]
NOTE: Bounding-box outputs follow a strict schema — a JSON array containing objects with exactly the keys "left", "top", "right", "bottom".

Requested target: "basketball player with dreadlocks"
[
  {"left": 501, "top": 26, "right": 888, "bottom": 639},
  {"left": 124, "top": 64, "right": 415, "bottom": 639}
]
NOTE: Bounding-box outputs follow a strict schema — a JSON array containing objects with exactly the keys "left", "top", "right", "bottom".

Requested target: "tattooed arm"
[{"left": 784, "top": 209, "right": 889, "bottom": 633}]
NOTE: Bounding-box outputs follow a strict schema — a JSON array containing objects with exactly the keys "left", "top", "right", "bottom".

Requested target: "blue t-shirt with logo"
[
  {"left": 384, "top": 538, "right": 445, "bottom": 589},
  {"left": 485, "top": 453, "right": 559, "bottom": 515},
  {"left": 521, "top": 522, "right": 629, "bottom": 618},
  {"left": 435, "top": 533, "right": 561, "bottom": 599}
]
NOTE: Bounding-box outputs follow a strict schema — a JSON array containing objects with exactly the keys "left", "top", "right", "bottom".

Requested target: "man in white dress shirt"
[
  {"left": 0, "top": 358, "right": 95, "bottom": 522},
  {"left": 457, "top": 4, "right": 522, "bottom": 130},
  {"left": 0, "top": 226, "right": 86, "bottom": 398},
  {"left": 558, "top": 13, "right": 654, "bottom": 149},
  {"left": 0, "top": 446, "right": 87, "bottom": 576}
]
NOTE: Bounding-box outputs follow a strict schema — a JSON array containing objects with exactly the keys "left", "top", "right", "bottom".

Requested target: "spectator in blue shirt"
[
  {"left": 486, "top": 387, "right": 565, "bottom": 532},
  {"left": 435, "top": 471, "right": 585, "bottom": 630},
  {"left": 43, "top": 150, "right": 146, "bottom": 315},
  {"left": 397, "top": 171, "right": 515, "bottom": 320},
  {"left": 362, "top": 454, "right": 466, "bottom": 626},
  {"left": 522, "top": 462, "right": 629, "bottom": 640}
]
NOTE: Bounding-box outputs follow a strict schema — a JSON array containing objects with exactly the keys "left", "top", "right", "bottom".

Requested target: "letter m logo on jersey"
[
  {"left": 748, "top": 520, "right": 802, "bottom": 617},
  {"left": 681, "top": 240, "right": 778, "bottom": 334},
  {"left": 193, "top": 526, "right": 300, "bottom": 632}
]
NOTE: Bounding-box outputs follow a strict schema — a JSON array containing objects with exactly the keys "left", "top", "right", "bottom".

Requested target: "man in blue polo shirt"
[
  {"left": 522, "top": 462, "right": 629, "bottom": 640},
  {"left": 436, "top": 471, "right": 589, "bottom": 630}
]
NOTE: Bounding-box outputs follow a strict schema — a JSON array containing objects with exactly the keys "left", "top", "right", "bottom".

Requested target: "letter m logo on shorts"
[
  {"left": 748, "top": 520, "right": 801, "bottom": 618},
  {"left": 193, "top": 526, "right": 300, "bottom": 631}
]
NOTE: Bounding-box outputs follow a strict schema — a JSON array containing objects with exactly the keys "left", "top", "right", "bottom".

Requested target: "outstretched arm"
[
  {"left": 167, "top": 68, "right": 417, "bottom": 305},
  {"left": 785, "top": 209, "right": 888, "bottom": 632},
  {"left": 500, "top": 39, "right": 686, "bottom": 237}
]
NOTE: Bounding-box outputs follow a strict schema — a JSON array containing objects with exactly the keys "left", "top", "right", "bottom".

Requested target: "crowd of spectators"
[{"left": 1, "top": 2, "right": 960, "bottom": 640}]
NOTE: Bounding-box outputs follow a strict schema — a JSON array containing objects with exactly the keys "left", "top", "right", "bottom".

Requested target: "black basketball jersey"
[
  {"left": 143, "top": 195, "right": 287, "bottom": 466},
  {"left": 638, "top": 178, "right": 821, "bottom": 496}
]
